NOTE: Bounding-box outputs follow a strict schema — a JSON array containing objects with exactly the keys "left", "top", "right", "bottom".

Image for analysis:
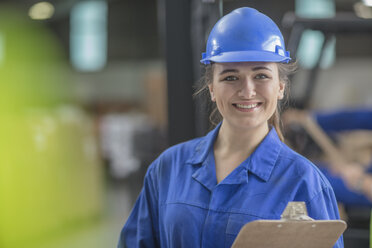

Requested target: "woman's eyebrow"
[
  {"left": 219, "top": 69, "right": 239, "bottom": 75},
  {"left": 252, "top": 66, "right": 272, "bottom": 72}
]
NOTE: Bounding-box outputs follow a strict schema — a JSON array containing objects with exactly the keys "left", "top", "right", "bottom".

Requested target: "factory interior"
[{"left": 1, "top": 0, "right": 372, "bottom": 247}]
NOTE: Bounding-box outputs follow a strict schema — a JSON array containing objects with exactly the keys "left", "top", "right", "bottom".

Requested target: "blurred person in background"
[
  {"left": 118, "top": 7, "right": 343, "bottom": 248},
  {"left": 283, "top": 108, "right": 372, "bottom": 207}
]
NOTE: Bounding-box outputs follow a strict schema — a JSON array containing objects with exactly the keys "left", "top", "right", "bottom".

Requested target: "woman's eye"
[
  {"left": 223, "top": 75, "right": 238, "bottom": 81},
  {"left": 254, "top": 74, "right": 269, "bottom": 80}
]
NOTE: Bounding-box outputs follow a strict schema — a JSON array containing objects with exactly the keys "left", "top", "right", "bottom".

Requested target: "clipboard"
[{"left": 231, "top": 202, "right": 347, "bottom": 248}]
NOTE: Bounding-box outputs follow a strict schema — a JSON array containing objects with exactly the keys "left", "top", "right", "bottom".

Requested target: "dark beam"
[{"left": 163, "top": 0, "right": 196, "bottom": 146}]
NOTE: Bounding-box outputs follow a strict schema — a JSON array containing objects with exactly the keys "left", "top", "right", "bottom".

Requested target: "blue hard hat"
[{"left": 201, "top": 7, "right": 291, "bottom": 64}]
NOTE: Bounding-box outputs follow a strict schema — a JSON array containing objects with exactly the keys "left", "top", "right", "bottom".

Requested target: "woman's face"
[{"left": 208, "top": 62, "right": 285, "bottom": 132}]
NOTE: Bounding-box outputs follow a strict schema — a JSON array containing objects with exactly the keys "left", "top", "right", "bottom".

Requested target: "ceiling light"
[
  {"left": 362, "top": 0, "right": 372, "bottom": 7},
  {"left": 28, "top": 2, "right": 55, "bottom": 20},
  {"left": 354, "top": 2, "right": 372, "bottom": 18}
]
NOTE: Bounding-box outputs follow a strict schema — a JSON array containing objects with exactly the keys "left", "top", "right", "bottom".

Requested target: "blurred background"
[{"left": 0, "top": 0, "right": 371, "bottom": 247}]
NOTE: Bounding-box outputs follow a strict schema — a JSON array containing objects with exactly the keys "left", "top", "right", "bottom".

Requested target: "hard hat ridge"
[{"left": 201, "top": 7, "right": 291, "bottom": 64}]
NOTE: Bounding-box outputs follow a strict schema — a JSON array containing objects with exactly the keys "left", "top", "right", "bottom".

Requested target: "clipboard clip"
[{"left": 280, "top": 201, "right": 314, "bottom": 221}]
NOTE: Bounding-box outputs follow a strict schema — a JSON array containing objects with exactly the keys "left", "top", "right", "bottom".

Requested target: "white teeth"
[{"left": 236, "top": 103, "right": 258, "bottom": 109}]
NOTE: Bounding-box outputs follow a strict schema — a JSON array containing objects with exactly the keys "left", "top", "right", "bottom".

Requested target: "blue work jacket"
[{"left": 118, "top": 123, "right": 343, "bottom": 248}]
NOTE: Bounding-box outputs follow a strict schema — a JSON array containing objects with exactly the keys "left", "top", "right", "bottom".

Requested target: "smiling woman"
[
  {"left": 211, "top": 62, "right": 283, "bottom": 143},
  {"left": 118, "top": 7, "right": 344, "bottom": 248},
  {"left": 211, "top": 63, "right": 285, "bottom": 181},
  {"left": 197, "top": 61, "right": 296, "bottom": 141}
]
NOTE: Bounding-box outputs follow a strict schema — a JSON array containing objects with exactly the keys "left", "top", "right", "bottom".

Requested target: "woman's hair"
[{"left": 193, "top": 61, "right": 297, "bottom": 142}]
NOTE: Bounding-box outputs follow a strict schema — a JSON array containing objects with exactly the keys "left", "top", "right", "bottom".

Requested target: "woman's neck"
[{"left": 214, "top": 121, "right": 269, "bottom": 158}]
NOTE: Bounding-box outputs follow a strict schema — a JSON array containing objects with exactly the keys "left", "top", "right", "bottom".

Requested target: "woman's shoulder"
[
  {"left": 159, "top": 136, "right": 205, "bottom": 160},
  {"left": 277, "top": 142, "right": 332, "bottom": 189},
  {"left": 147, "top": 135, "right": 205, "bottom": 174}
]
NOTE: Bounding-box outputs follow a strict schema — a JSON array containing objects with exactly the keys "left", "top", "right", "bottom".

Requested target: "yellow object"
[{"left": 0, "top": 6, "right": 103, "bottom": 248}]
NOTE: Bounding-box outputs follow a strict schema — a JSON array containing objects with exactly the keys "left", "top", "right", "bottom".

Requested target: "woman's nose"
[{"left": 238, "top": 78, "right": 256, "bottom": 98}]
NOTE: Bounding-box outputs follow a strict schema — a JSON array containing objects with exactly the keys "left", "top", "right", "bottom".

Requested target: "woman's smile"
[{"left": 233, "top": 102, "right": 262, "bottom": 112}]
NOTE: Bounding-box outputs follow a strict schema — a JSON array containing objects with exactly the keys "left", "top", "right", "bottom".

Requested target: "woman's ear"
[{"left": 208, "top": 84, "right": 216, "bottom": 102}]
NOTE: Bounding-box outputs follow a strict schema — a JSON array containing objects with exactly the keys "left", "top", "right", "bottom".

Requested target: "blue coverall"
[{"left": 118, "top": 122, "right": 343, "bottom": 248}]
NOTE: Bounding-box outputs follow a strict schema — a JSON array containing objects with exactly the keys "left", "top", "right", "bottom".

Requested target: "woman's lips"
[{"left": 233, "top": 102, "right": 262, "bottom": 111}]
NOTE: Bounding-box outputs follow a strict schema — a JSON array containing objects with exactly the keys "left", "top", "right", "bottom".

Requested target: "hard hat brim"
[{"left": 200, "top": 50, "right": 291, "bottom": 64}]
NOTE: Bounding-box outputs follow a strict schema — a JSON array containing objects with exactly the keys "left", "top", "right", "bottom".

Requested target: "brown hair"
[{"left": 193, "top": 61, "right": 297, "bottom": 142}]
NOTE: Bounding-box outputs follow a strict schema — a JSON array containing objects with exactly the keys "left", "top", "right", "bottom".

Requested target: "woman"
[{"left": 118, "top": 7, "right": 343, "bottom": 248}]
